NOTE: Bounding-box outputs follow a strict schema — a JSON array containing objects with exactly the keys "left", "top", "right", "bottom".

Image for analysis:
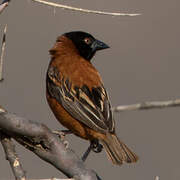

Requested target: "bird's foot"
[
  {"left": 81, "top": 140, "right": 103, "bottom": 162},
  {"left": 53, "top": 130, "right": 72, "bottom": 149},
  {"left": 91, "top": 139, "right": 103, "bottom": 153}
]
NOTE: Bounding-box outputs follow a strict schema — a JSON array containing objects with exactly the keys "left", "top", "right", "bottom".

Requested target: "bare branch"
[
  {"left": 31, "top": 0, "right": 140, "bottom": 17},
  {"left": 0, "top": 0, "right": 10, "bottom": 14},
  {"left": 0, "top": 106, "right": 100, "bottom": 180},
  {"left": 113, "top": 99, "right": 180, "bottom": 112},
  {"left": 0, "top": 24, "right": 7, "bottom": 81},
  {"left": 0, "top": 178, "right": 73, "bottom": 180},
  {"left": 155, "top": 176, "right": 160, "bottom": 180},
  {"left": 0, "top": 132, "right": 26, "bottom": 180},
  {"left": 0, "top": 177, "right": 73, "bottom": 180},
  {"left": 0, "top": 105, "right": 6, "bottom": 112},
  {"left": 29, "top": 179, "right": 73, "bottom": 180}
]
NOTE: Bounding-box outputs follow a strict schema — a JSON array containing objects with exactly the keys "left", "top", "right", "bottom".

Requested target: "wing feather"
[{"left": 47, "top": 66, "right": 114, "bottom": 133}]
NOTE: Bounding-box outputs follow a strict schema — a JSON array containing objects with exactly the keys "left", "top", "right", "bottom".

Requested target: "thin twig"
[
  {"left": 155, "top": 176, "right": 159, "bottom": 180},
  {"left": 0, "top": 132, "right": 26, "bottom": 180},
  {"left": 0, "top": 0, "right": 10, "bottom": 14},
  {"left": 31, "top": 0, "right": 140, "bottom": 16},
  {"left": 0, "top": 105, "right": 6, "bottom": 112},
  {"left": 113, "top": 99, "right": 180, "bottom": 112},
  {"left": 0, "top": 24, "right": 7, "bottom": 81}
]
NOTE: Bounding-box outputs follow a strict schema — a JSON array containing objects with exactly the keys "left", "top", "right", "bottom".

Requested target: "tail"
[{"left": 100, "top": 133, "right": 138, "bottom": 165}]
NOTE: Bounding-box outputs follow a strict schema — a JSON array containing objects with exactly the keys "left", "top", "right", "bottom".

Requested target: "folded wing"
[{"left": 47, "top": 66, "right": 114, "bottom": 134}]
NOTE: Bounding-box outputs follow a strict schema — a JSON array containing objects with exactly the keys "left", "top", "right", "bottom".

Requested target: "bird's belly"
[{"left": 47, "top": 93, "right": 97, "bottom": 140}]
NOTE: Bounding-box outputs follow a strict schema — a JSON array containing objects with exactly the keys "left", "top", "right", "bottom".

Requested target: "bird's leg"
[
  {"left": 81, "top": 139, "right": 103, "bottom": 162},
  {"left": 81, "top": 144, "right": 92, "bottom": 162}
]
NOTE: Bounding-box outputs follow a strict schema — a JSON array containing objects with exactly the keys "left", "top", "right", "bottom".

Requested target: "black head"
[{"left": 64, "top": 31, "right": 109, "bottom": 61}]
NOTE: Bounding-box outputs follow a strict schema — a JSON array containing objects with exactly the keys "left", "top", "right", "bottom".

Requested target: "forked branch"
[{"left": 0, "top": 106, "right": 100, "bottom": 180}]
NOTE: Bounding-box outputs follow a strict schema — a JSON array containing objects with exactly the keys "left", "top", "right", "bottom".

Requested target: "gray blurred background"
[{"left": 0, "top": 0, "right": 180, "bottom": 179}]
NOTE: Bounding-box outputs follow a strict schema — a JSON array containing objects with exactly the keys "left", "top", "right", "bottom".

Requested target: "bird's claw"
[
  {"left": 91, "top": 140, "right": 103, "bottom": 153},
  {"left": 53, "top": 130, "right": 72, "bottom": 141}
]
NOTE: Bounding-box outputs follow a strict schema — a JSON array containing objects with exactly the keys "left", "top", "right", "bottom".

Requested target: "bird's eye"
[{"left": 84, "top": 38, "right": 92, "bottom": 45}]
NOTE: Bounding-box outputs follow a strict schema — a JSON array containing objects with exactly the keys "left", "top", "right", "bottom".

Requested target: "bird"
[{"left": 46, "top": 31, "right": 138, "bottom": 165}]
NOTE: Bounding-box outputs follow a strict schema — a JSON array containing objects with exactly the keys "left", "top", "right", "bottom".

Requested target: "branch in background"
[
  {"left": 29, "top": 179, "right": 73, "bottom": 180},
  {"left": 113, "top": 99, "right": 180, "bottom": 112},
  {"left": 155, "top": 176, "right": 160, "bottom": 180},
  {"left": 0, "top": 132, "right": 26, "bottom": 180},
  {"left": 0, "top": 0, "right": 10, "bottom": 14},
  {"left": 31, "top": 0, "right": 140, "bottom": 17},
  {"left": 0, "top": 24, "right": 7, "bottom": 81},
  {"left": 0, "top": 106, "right": 100, "bottom": 180},
  {"left": 0, "top": 105, "right": 6, "bottom": 112}
]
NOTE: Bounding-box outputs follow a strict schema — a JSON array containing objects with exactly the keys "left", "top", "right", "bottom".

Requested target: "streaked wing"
[{"left": 47, "top": 66, "right": 114, "bottom": 133}]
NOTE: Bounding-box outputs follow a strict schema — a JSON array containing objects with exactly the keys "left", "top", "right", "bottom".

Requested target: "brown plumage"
[{"left": 46, "top": 31, "right": 138, "bottom": 165}]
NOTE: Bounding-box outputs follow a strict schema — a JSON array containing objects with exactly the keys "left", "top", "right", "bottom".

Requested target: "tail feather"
[{"left": 100, "top": 133, "right": 138, "bottom": 165}]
